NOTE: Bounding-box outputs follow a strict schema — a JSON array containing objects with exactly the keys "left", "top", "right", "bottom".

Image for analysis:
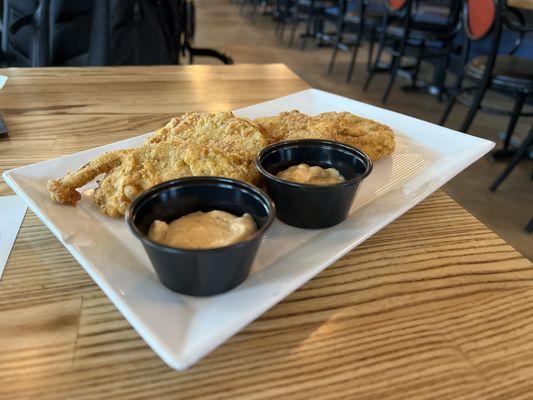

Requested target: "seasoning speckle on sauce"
[
  {"left": 148, "top": 210, "right": 257, "bottom": 249},
  {"left": 276, "top": 163, "right": 345, "bottom": 185}
]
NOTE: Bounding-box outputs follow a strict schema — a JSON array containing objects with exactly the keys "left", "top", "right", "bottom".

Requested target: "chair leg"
[
  {"left": 490, "top": 126, "right": 533, "bottom": 191},
  {"left": 439, "top": 93, "right": 457, "bottom": 126},
  {"left": 277, "top": 2, "right": 288, "bottom": 40},
  {"left": 275, "top": 13, "right": 283, "bottom": 35},
  {"left": 459, "top": 83, "right": 489, "bottom": 132},
  {"left": 410, "top": 41, "right": 425, "bottom": 87},
  {"left": 502, "top": 91, "right": 527, "bottom": 150},
  {"left": 367, "top": 25, "right": 376, "bottom": 72},
  {"left": 440, "top": 57, "right": 465, "bottom": 126},
  {"left": 328, "top": 19, "right": 344, "bottom": 74},
  {"left": 329, "top": 46, "right": 340, "bottom": 75},
  {"left": 436, "top": 41, "right": 453, "bottom": 101},
  {"left": 382, "top": 40, "right": 404, "bottom": 104},
  {"left": 526, "top": 217, "right": 533, "bottom": 234},
  {"left": 346, "top": 43, "right": 360, "bottom": 82},
  {"left": 252, "top": 0, "right": 260, "bottom": 19},
  {"left": 289, "top": 16, "right": 299, "bottom": 46},
  {"left": 314, "top": 18, "right": 326, "bottom": 46},
  {"left": 363, "top": 31, "right": 387, "bottom": 91},
  {"left": 346, "top": 36, "right": 363, "bottom": 83},
  {"left": 275, "top": 19, "right": 281, "bottom": 34},
  {"left": 346, "top": 19, "right": 366, "bottom": 82},
  {"left": 300, "top": 13, "right": 313, "bottom": 50},
  {"left": 279, "top": 20, "right": 287, "bottom": 40}
]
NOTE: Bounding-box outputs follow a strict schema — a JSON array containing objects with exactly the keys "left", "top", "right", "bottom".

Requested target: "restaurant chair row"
[{"left": 236, "top": 0, "right": 532, "bottom": 231}]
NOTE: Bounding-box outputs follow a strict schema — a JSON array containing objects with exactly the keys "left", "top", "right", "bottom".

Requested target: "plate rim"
[{"left": 2, "top": 88, "right": 495, "bottom": 370}]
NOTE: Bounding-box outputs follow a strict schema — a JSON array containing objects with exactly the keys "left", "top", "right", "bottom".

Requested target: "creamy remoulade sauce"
[
  {"left": 148, "top": 210, "right": 257, "bottom": 249},
  {"left": 276, "top": 163, "right": 345, "bottom": 185}
]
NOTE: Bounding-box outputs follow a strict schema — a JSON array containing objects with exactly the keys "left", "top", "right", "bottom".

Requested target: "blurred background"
[{"left": 0, "top": 0, "right": 531, "bottom": 257}]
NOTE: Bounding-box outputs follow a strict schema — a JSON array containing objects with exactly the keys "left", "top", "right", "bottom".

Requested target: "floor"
[{"left": 193, "top": 0, "right": 532, "bottom": 259}]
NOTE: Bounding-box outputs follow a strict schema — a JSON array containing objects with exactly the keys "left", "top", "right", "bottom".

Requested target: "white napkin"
[
  {"left": 0, "top": 75, "right": 7, "bottom": 90},
  {"left": 0, "top": 196, "right": 27, "bottom": 279}
]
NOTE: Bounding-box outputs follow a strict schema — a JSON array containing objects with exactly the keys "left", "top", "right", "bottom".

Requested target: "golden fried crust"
[
  {"left": 48, "top": 110, "right": 393, "bottom": 217},
  {"left": 146, "top": 111, "right": 267, "bottom": 164},
  {"left": 48, "top": 111, "right": 267, "bottom": 217},
  {"left": 47, "top": 179, "right": 81, "bottom": 206},
  {"left": 254, "top": 111, "right": 395, "bottom": 160},
  {"left": 253, "top": 110, "right": 311, "bottom": 144},
  {"left": 47, "top": 141, "right": 255, "bottom": 217},
  {"left": 47, "top": 150, "right": 128, "bottom": 207}
]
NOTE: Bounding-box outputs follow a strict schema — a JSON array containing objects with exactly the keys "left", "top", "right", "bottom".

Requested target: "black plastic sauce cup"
[
  {"left": 126, "top": 177, "right": 275, "bottom": 296},
  {"left": 256, "top": 139, "right": 373, "bottom": 229}
]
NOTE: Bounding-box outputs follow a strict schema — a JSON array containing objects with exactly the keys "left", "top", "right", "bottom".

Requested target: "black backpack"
[
  {"left": 88, "top": 0, "right": 180, "bottom": 65},
  {"left": 2, "top": 0, "right": 48, "bottom": 67},
  {"left": 1, "top": 0, "right": 231, "bottom": 67}
]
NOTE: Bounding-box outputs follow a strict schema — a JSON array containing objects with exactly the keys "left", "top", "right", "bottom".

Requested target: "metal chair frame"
[
  {"left": 364, "top": 0, "right": 461, "bottom": 103},
  {"left": 490, "top": 125, "right": 533, "bottom": 191},
  {"left": 439, "top": 0, "right": 533, "bottom": 150},
  {"left": 288, "top": 0, "right": 338, "bottom": 49},
  {"left": 274, "top": 0, "right": 297, "bottom": 40},
  {"left": 328, "top": 0, "right": 381, "bottom": 82}
]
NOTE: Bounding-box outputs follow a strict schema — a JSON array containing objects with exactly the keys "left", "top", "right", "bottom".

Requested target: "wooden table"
[
  {"left": 1, "top": 65, "right": 532, "bottom": 400},
  {"left": 508, "top": 0, "right": 533, "bottom": 10}
]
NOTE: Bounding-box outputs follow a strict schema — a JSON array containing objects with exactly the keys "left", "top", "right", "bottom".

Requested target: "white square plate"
[{"left": 3, "top": 89, "right": 494, "bottom": 370}]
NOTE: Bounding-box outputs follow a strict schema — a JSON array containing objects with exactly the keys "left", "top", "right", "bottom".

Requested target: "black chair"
[
  {"left": 489, "top": 125, "right": 532, "bottom": 234},
  {"left": 364, "top": 0, "right": 461, "bottom": 103},
  {"left": 241, "top": 0, "right": 266, "bottom": 19},
  {"left": 179, "top": 0, "right": 233, "bottom": 64},
  {"left": 289, "top": 0, "right": 338, "bottom": 49},
  {"left": 2, "top": 0, "right": 48, "bottom": 67},
  {"left": 274, "top": 0, "right": 297, "bottom": 40},
  {"left": 490, "top": 125, "right": 532, "bottom": 191},
  {"left": 328, "top": 0, "right": 386, "bottom": 82},
  {"left": 49, "top": 1, "right": 93, "bottom": 66},
  {"left": 439, "top": 0, "right": 533, "bottom": 160},
  {"left": 1, "top": 0, "right": 93, "bottom": 67},
  {"left": 526, "top": 217, "right": 533, "bottom": 234}
]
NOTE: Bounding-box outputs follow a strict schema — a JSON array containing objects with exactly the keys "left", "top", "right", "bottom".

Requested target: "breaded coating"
[
  {"left": 48, "top": 112, "right": 268, "bottom": 217},
  {"left": 254, "top": 110, "right": 312, "bottom": 144},
  {"left": 146, "top": 111, "right": 267, "bottom": 164},
  {"left": 48, "top": 110, "right": 393, "bottom": 217},
  {"left": 47, "top": 150, "right": 127, "bottom": 207},
  {"left": 254, "top": 110, "right": 395, "bottom": 160},
  {"left": 47, "top": 141, "right": 253, "bottom": 217}
]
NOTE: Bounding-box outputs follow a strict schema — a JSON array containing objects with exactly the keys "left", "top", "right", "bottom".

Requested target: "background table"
[
  {"left": 0, "top": 65, "right": 532, "bottom": 400},
  {"left": 508, "top": 0, "right": 533, "bottom": 10}
]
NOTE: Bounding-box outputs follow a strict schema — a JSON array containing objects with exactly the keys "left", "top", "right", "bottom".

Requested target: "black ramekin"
[
  {"left": 255, "top": 139, "right": 373, "bottom": 229},
  {"left": 126, "top": 177, "right": 275, "bottom": 296}
]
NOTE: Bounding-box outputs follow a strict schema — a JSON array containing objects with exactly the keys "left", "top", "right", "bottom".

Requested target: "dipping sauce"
[
  {"left": 276, "top": 163, "right": 345, "bottom": 185},
  {"left": 148, "top": 210, "right": 257, "bottom": 249}
]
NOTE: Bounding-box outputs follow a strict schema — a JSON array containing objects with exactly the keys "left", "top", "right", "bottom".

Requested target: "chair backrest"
[
  {"left": 48, "top": 0, "right": 93, "bottom": 66},
  {"left": 1, "top": 0, "right": 182, "bottom": 67},
  {"left": 459, "top": 0, "right": 505, "bottom": 88},
  {"left": 88, "top": 0, "right": 181, "bottom": 66},
  {"left": 397, "top": 0, "right": 462, "bottom": 36},
  {"left": 2, "top": 0, "right": 94, "bottom": 67},
  {"left": 2, "top": 0, "right": 47, "bottom": 67},
  {"left": 465, "top": 0, "right": 497, "bottom": 40}
]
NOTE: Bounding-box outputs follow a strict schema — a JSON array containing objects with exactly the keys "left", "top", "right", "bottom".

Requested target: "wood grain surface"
[
  {"left": 508, "top": 0, "right": 533, "bottom": 10},
  {"left": 0, "top": 65, "right": 532, "bottom": 400}
]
